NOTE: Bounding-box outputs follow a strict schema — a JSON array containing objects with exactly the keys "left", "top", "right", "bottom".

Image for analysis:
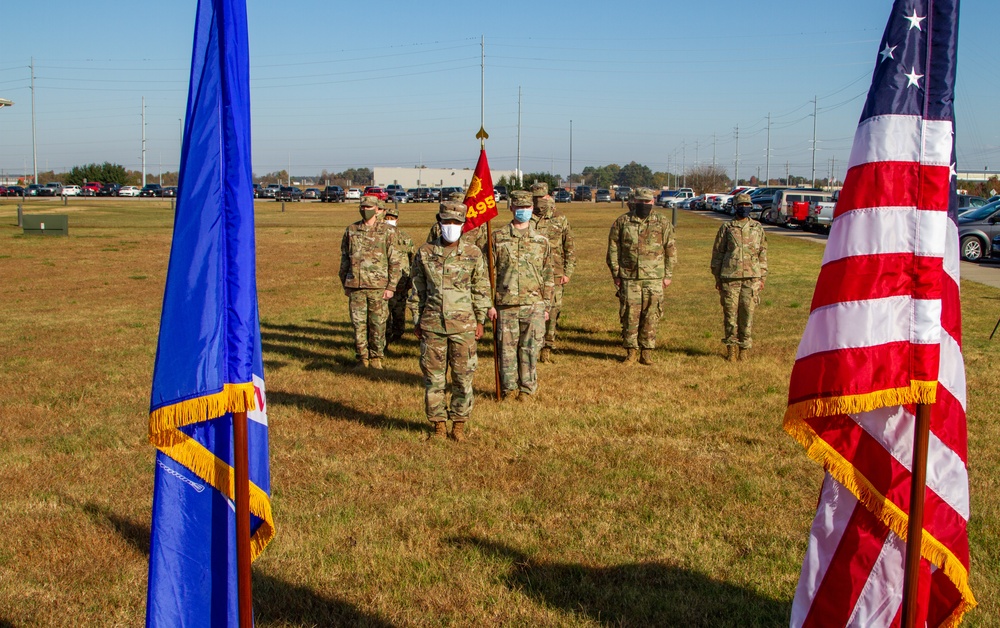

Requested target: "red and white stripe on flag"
[{"left": 784, "top": 2, "right": 975, "bottom": 624}]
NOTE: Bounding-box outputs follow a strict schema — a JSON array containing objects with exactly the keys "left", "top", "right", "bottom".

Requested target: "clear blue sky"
[{"left": 1, "top": 0, "right": 997, "bottom": 182}]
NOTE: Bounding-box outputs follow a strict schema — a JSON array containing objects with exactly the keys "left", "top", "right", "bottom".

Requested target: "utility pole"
[
  {"left": 694, "top": 140, "right": 699, "bottom": 168},
  {"left": 141, "top": 97, "right": 147, "bottom": 187},
  {"left": 516, "top": 86, "right": 522, "bottom": 186},
  {"left": 786, "top": 162, "right": 790, "bottom": 186},
  {"left": 734, "top": 124, "right": 740, "bottom": 186},
  {"left": 569, "top": 119, "right": 573, "bottom": 187},
  {"left": 681, "top": 141, "right": 686, "bottom": 188},
  {"left": 811, "top": 95, "right": 818, "bottom": 188},
  {"left": 287, "top": 154, "right": 291, "bottom": 186},
  {"left": 765, "top": 112, "right": 771, "bottom": 185},
  {"left": 30, "top": 58, "right": 37, "bottom": 184},
  {"left": 712, "top": 133, "right": 717, "bottom": 170}
]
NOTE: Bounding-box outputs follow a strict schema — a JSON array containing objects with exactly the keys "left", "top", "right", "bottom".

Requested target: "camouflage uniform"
[
  {"left": 492, "top": 201, "right": 555, "bottom": 396},
  {"left": 384, "top": 206, "right": 414, "bottom": 342},
  {"left": 339, "top": 202, "right": 403, "bottom": 362},
  {"left": 530, "top": 196, "right": 575, "bottom": 351},
  {"left": 711, "top": 214, "right": 768, "bottom": 350},
  {"left": 606, "top": 189, "right": 677, "bottom": 350},
  {"left": 427, "top": 187, "right": 490, "bottom": 257},
  {"left": 409, "top": 211, "right": 492, "bottom": 423}
]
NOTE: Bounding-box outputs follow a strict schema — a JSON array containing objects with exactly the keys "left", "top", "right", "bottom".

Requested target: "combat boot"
[
  {"left": 355, "top": 357, "right": 370, "bottom": 369},
  {"left": 726, "top": 345, "right": 738, "bottom": 362},
  {"left": 738, "top": 347, "right": 751, "bottom": 362},
  {"left": 427, "top": 420, "right": 447, "bottom": 441},
  {"left": 502, "top": 390, "right": 519, "bottom": 401},
  {"left": 370, "top": 357, "right": 384, "bottom": 370},
  {"left": 622, "top": 349, "right": 638, "bottom": 364},
  {"left": 639, "top": 349, "right": 654, "bottom": 365},
  {"left": 450, "top": 421, "right": 467, "bottom": 442},
  {"left": 539, "top": 347, "right": 553, "bottom": 363}
]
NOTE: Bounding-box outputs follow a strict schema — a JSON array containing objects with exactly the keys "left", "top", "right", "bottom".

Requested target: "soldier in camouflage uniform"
[
  {"left": 409, "top": 201, "right": 492, "bottom": 441},
  {"left": 339, "top": 196, "right": 403, "bottom": 369},
  {"left": 426, "top": 189, "right": 490, "bottom": 254},
  {"left": 487, "top": 190, "right": 554, "bottom": 400},
  {"left": 711, "top": 193, "right": 768, "bottom": 362},
  {"left": 384, "top": 204, "right": 414, "bottom": 344},
  {"left": 530, "top": 194, "right": 575, "bottom": 363},
  {"left": 529, "top": 181, "right": 550, "bottom": 207},
  {"left": 606, "top": 187, "right": 677, "bottom": 365}
]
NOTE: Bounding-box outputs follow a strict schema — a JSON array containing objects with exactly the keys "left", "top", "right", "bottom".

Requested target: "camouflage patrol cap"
[
  {"left": 536, "top": 197, "right": 556, "bottom": 212},
  {"left": 447, "top": 190, "right": 466, "bottom": 202},
  {"left": 385, "top": 204, "right": 399, "bottom": 218},
  {"left": 734, "top": 193, "right": 753, "bottom": 206},
  {"left": 376, "top": 199, "right": 388, "bottom": 210},
  {"left": 530, "top": 182, "right": 549, "bottom": 197},
  {"left": 632, "top": 188, "right": 655, "bottom": 202},
  {"left": 437, "top": 201, "right": 467, "bottom": 223},
  {"left": 360, "top": 196, "right": 379, "bottom": 208},
  {"left": 510, "top": 190, "right": 533, "bottom": 207}
]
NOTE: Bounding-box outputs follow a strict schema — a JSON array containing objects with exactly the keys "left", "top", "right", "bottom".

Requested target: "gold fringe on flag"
[{"left": 783, "top": 380, "right": 937, "bottom": 424}]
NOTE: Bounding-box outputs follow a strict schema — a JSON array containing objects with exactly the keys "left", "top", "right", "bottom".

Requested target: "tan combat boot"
[
  {"left": 370, "top": 357, "right": 384, "bottom": 370},
  {"left": 450, "top": 421, "right": 467, "bottom": 442},
  {"left": 622, "top": 349, "right": 638, "bottom": 364},
  {"left": 738, "top": 347, "right": 751, "bottom": 362},
  {"left": 639, "top": 349, "right": 654, "bottom": 365},
  {"left": 427, "top": 420, "right": 447, "bottom": 441},
  {"left": 355, "top": 357, "right": 370, "bottom": 369},
  {"left": 726, "top": 345, "right": 738, "bottom": 362},
  {"left": 539, "top": 347, "right": 553, "bottom": 363},
  {"left": 502, "top": 390, "right": 519, "bottom": 401}
]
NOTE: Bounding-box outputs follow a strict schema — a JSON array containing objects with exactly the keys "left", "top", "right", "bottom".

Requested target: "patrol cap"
[
  {"left": 376, "top": 199, "right": 388, "bottom": 210},
  {"left": 437, "top": 201, "right": 467, "bottom": 223},
  {"left": 510, "top": 190, "right": 533, "bottom": 207},
  {"left": 447, "top": 190, "right": 466, "bottom": 201},
  {"left": 536, "top": 197, "right": 556, "bottom": 212},
  {"left": 734, "top": 193, "right": 752, "bottom": 206},
  {"left": 632, "top": 188, "right": 655, "bottom": 202},
  {"left": 385, "top": 205, "right": 399, "bottom": 218},
  {"left": 360, "top": 196, "right": 379, "bottom": 208},
  {"left": 530, "top": 182, "right": 549, "bottom": 197}
]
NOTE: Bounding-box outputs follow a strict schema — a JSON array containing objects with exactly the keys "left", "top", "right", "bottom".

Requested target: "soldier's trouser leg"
[
  {"left": 719, "top": 280, "right": 741, "bottom": 346},
  {"left": 619, "top": 280, "right": 642, "bottom": 349},
  {"left": 637, "top": 279, "right": 664, "bottom": 350},
  {"left": 447, "top": 330, "right": 478, "bottom": 418},
  {"left": 419, "top": 330, "right": 449, "bottom": 419},
  {"left": 516, "top": 302, "right": 546, "bottom": 394},
  {"left": 366, "top": 290, "right": 389, "bottom": 359},
  {"left": 544, "top": 283, "right": 563, "bottom": 349},
  {"left": 388, "top": 279, "right": 408, "bottom": 340},
  {"left": 497, "top": 307, "right": 520, "bottom": 394},
  {"left": 737, "top": 278, "right": 761, "bottom": 349},
  {"left": 348, "top": 289, "right": 372, "bottom": 360}
]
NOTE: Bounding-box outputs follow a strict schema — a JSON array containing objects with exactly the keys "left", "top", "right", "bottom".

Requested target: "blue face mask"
[{"left": 513, "top": 209, "right": 533, "bottom": 223}]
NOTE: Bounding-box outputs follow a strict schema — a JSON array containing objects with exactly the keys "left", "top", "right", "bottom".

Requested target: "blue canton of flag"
[{"left": 145, "top": 0, "right": 274, "bottom": 625}]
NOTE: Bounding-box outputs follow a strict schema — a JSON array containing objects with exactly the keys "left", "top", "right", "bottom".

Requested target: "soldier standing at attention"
[
  {"left": 530, "top": 194, "right": 574, "bottom": 363},
  {"left": 488, "top": 190, "right": 554, "bottom": 401},
  {"left": 426, "top": 189, "right": 490, "bottom": 254},
  {"left": 339, "top": 196, "right": 403, "bottom": 369},
  {"left": 606, "top": 187, "right": 677, "bottom": 365},
  {"left": 408, "top": 201, "right": 492, "bottom": 441},
  {"left": 384, "top": 204, "right": 414, "bottom": 345},
  {"left": 711, "top": 193, "right": 768, "bottom": 362}
]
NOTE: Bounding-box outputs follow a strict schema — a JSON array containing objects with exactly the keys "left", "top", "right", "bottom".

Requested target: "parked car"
[
  {"left": 439, "top": 186, "right": 463, "bottom": 200},
  {"left": 657, "top": 189, "right": 693, "bottom": 208},
  {"left": 494, "top": 185, "right": 508, "bottom": 201},
  {"left": 81, "top": 182, "right": 102, "bottom": 196},
  {"left": 162, "top": 186, "right": 177, "bottom": 198},
  {"left": 385, "top": 184, "right": 404, "bottom": 196},
  {"left": 302, "top": 188, "right": 321, "bottom": 200},
  {"left": 805, "top": 190, "right": 840, "bottom": 234},
  {"left": 957, "top": 194, "right": 988, "bottom": 216},
  {"left": 5, "top": 185, "right": 24, "bottom": 196},
  {"left": 390, "top": 189, "right": 408, "bottom": 204},
  {"left": 763, "top": 189, "right": 832, "bottom": 227},
  {"left": 275, "top": 186, "right": 303, "bottom": 202},
  {"left": 574, "top": 185, "right": 592, "bottom": 202},
  {"left": 406, "top": 188, "right": 419, "bottom": 202},
  {"left": 38, "top": 182, "right": 63, "bottom": 196},
  {"left": 61, "top": 184, "right": 82, "bottom": 196},
  {"left": 428, "top": 188, "right": 441, "bottom": 201},
  {"left": 118, "top": 186, "right": 141, "bottom": 197},
  {"left": 345, "top": 187, "right": 362, "bottom": 201},
  {"left": 957, "top": 200, "right": 1000, "bottom": 261},
  {"left": 363, "top": 186, "right": 389, "bottom": 201},
  {"left": 595, "top": 188, "right": 612, "bottom": 202},
  {"left": 140, "top": 183, "right": 163, "bottom": 197},
  {"left": 992, "top": 233, "right": 1000, "bottom": 258},
  {"left": 614, "top": 186, "right": 632, "bottom": 201},
  {"left": 553, "top": 189, "right": 572, "bottom": 203},
  {"left": 321, "top": 186, "right": 344, "bottom": 202},
  {"left": 258, "top": 184, "right": 281, "bottom": 199},
  {"left": 26, "top": 184, "right": 43, "bottom": 196},
  {"left": 99, "top": 182, "right": 121, "bottom": 196}
]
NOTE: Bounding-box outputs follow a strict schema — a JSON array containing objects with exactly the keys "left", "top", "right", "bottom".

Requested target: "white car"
[
  {"left": 118, "top": 186, "right": 141, "bottom": 197},
  {"left": 61, "top": 185, "right": 82, "bottom": 196},
  {"left": 345, "top": 187, "right": 362, "bottom": 200}
]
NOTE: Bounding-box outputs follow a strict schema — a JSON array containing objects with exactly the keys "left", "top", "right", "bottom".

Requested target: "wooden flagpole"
[
  {"left": 233, "top": 410, "right": 253, "bottom": 628},
  {"left": 900, "top": 402, "right": 932, "bottom": 628}
]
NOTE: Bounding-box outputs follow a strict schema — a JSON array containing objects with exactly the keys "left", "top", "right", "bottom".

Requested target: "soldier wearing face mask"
[
  {"left": 530, "top": 193, "right": 575, "bottom": 364},
  {"left": 339, "top": 195, "right": 403, "bottom": 369},
  {"left": 408, "top": 201, "right": 492, "bottom": 441},
  {"left": 711, "top": 193, "right": 768, "bottom": 362},
  {"left": 606, "top": 187, "right": 677, "bottom": 365},
  {"left": 426, "top": 189, "right": 490, "bottom": 255}
]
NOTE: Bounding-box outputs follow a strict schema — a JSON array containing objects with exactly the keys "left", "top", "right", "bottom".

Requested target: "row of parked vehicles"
[
  {"left": 251, "top": 183, "right": 509, "bottom": 204},
  {"left": 0, "top": 182, "right": 177, "bottom": 197}
]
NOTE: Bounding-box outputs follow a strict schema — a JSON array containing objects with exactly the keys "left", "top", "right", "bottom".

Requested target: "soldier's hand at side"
[
  {"left": 414, "top": 326, "right": 423, "bottom": 340},
  {"left": 544, "top": 310, "right": 550, "bottom": 321},
  {"left": 613, "top": 278, "right": 621, "bottom": 289},
  {"left": 662, "top": 278, "right": 672, "bottom": 289},
  {"left": 475, "top": 323, "right": 484, "bottom": 340},
  {"left": 559, "top": 275, "right": 570, "bottom": 285},
  {"left": 383, "top": 289, "right": 394, "bottom": 300},
  {"left": 715, "top": 281, "right": 722, "bottom": 291},
  {"left": 488, "top": 307, "right": 497, "bottom": 322}
]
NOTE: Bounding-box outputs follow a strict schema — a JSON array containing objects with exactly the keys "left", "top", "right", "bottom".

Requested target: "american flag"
[{"left": 784, "top": 1, "right": 975, "bottom": 626}]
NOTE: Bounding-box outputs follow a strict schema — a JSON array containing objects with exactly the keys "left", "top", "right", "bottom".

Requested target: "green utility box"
[{"left": 22, "top": 214, "right": 69, "bottom": 236}]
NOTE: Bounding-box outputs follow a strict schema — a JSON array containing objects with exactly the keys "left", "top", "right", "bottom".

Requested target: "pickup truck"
[
  {"left": 320, "top": 186, "right": 344, "bottom": 202},
  {"left": 805, "top": 190, "right": 840, "bottom": 234}
]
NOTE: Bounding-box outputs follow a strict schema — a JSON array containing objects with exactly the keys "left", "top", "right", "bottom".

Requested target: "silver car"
[{"left": 957, "top": 200, "right": 1000, "bottom": 261}]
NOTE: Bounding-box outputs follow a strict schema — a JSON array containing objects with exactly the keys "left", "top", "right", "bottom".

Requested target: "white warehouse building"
[{"left": 373, "top": 166, "right": 520, "bottom": 190}]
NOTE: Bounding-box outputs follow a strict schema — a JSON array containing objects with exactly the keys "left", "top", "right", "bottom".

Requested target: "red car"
[
  {"left": 82, "top": 182, "right": 102, "bottom": 195},
  {"left": 363, "top": 186, "right": 388, "bottom": 201}
]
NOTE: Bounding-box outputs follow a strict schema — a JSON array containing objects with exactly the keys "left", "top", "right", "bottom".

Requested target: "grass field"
[{"left": 0, "top": 197, "right": 997, "bottom": 627}]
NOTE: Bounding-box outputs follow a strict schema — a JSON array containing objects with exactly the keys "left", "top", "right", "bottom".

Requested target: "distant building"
[
  {"left": 373, "top": 166, "right": 520, "bottom": 190},
  {"left": 957, "top": 170, "right": 1000, "bottom": 182}
]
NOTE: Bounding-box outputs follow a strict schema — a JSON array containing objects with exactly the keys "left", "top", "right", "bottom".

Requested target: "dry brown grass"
[{"left": 0, "top": 196, "right": 997, "bottom": 626}]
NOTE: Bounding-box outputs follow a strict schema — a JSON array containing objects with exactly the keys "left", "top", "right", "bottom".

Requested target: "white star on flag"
[
  {"left": 879, "top": 43, "right": 897, "bottom": 62},
  {"left": 904, "top": 9, "right": 926, "bottom": 30},
  {"left": 904, "top": 67, "right": 923, "bottom": 87},
  {"left": 950, "top": 163, "right": 958, "bottom": 178}
]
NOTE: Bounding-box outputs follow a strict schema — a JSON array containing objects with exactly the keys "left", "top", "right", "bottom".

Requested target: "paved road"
[{"left": 695, "top": 209, "right": 1000, "bottom": 289}]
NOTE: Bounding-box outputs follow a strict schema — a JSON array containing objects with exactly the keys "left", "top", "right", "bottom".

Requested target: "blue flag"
[{"left": 146, "top": 0, "right": 274, "bottom": 625}]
